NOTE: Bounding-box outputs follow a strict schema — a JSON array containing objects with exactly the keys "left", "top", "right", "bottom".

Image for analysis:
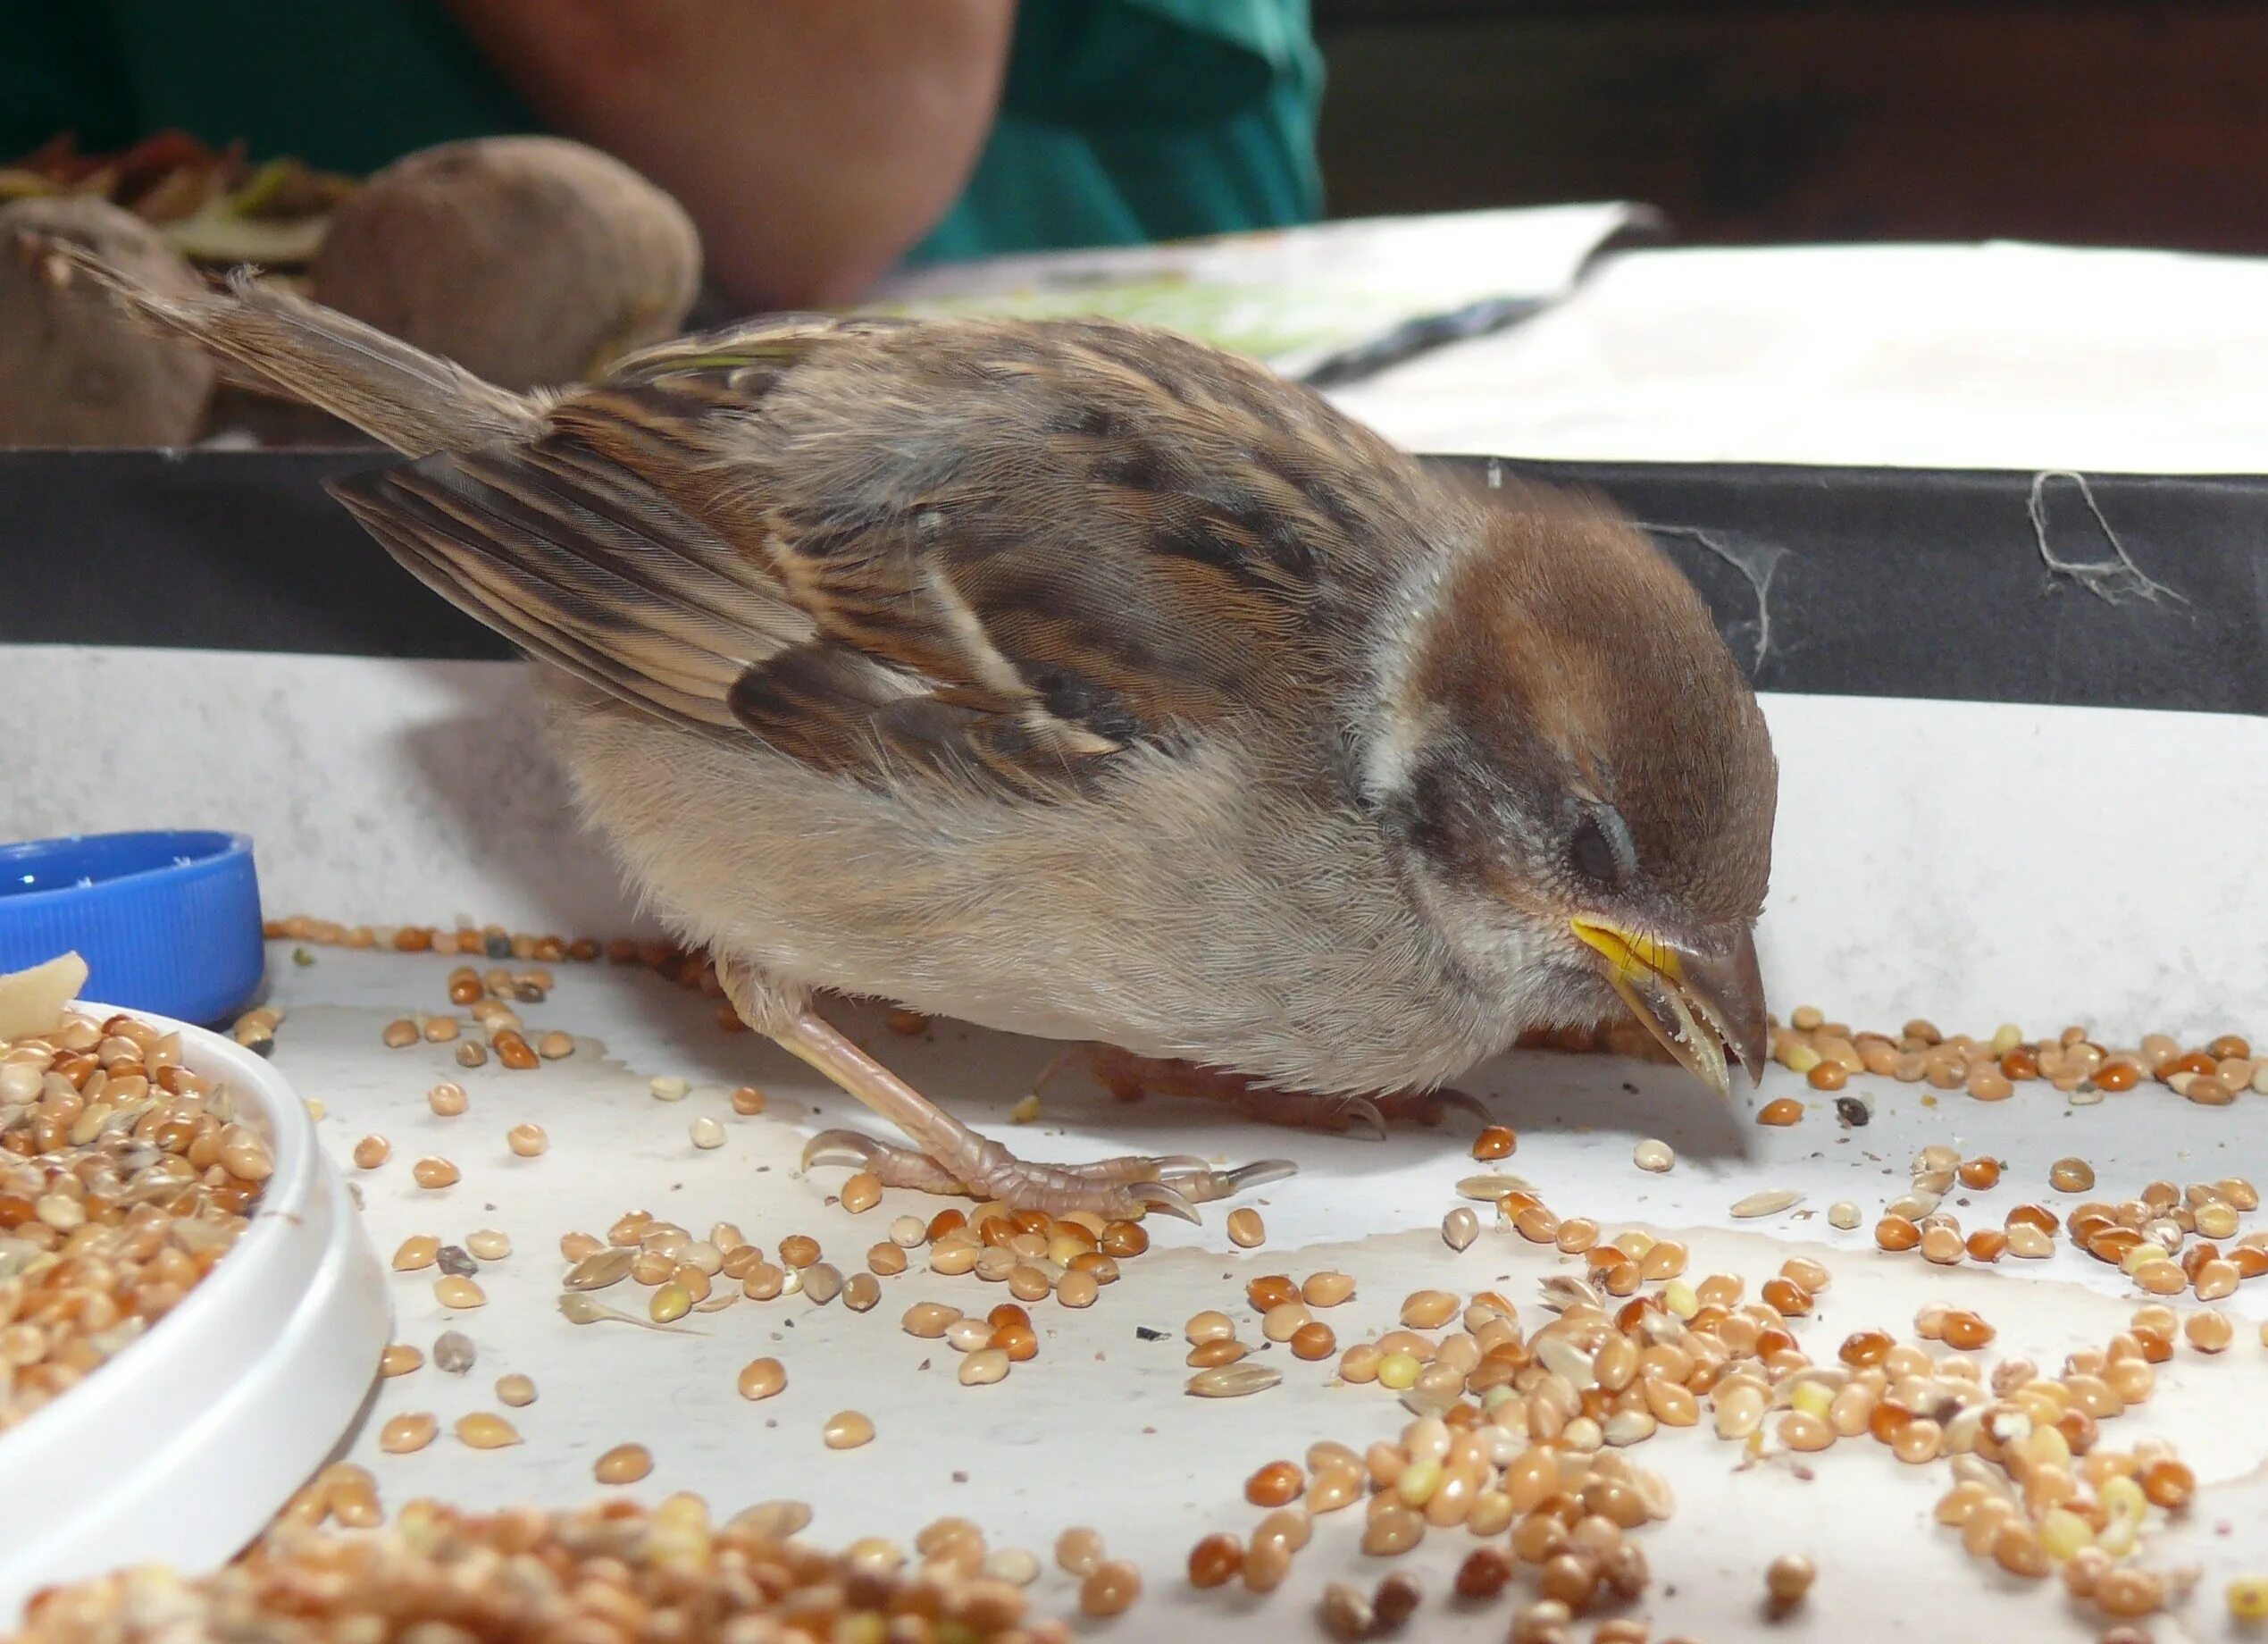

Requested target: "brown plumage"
[{"left": 54, "top": 247, "right": 1779, "bottom": 1220}]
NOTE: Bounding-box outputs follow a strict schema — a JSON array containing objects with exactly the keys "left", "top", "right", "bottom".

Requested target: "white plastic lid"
[{"left": 1, "top": 1002, "right": 390, "bottom": 1621}]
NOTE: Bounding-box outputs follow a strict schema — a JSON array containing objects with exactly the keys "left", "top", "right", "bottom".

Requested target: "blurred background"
[{"left": 1315, "top": 1, "right": 2264, "bottom": 251}]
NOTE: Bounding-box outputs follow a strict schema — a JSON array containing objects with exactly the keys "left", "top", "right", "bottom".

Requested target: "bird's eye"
[{"left": 1569, "top": 811, "right": 1628, "bottom": 888}]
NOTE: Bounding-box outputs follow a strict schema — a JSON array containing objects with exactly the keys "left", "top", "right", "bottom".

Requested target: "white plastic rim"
[{"left": 0, "top": 1002, "right": 389, "bottom": 1622}]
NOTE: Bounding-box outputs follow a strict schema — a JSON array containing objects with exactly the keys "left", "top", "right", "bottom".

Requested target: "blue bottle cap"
[{"left": 0, "top": 831, "right": 265, "bottom": 1028}]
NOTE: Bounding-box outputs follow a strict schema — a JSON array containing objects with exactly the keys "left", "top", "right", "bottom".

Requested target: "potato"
[
  {"left": 311, "top": 136, "right": 701, "bottom": 390},
  {"left": 0, "top": 195, "right": 216, "bottom": 447}
]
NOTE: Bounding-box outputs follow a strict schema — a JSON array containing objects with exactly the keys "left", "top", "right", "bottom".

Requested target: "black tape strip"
[{"left": 1, "top": 449, "right": 2261, "bottom": 715}]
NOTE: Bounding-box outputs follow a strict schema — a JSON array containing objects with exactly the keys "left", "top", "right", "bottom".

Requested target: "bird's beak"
[{"left": 1569, "top": 917, "right": 1767, "bottom": 1101}]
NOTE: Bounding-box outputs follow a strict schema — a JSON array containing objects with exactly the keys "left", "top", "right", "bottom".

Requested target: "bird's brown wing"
[{"left": 331, "top": 314, "right": 1432, "bottom": 798}]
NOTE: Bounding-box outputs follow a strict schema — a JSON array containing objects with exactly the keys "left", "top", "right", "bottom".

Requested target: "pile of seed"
[
  {"left": 556, "top": 1202, "right": 1145, "bottom": 1395},
  {"left": 263, "top": 914, "right": 755, "bottom": 1036},
  {"left": 0, "top": 1007, "right": 272, "bottom": 1429},
  {"left": 1177, "top": 1220, "right": 2219, "bottom": 1636},
  {"left": 12, "top": 1494, "right": 1071, "bottom": 1644},
  {"left": 1768, "top": 1012, "right": 2262, "bottom": 1107},
  {"left": 1868, "top": 1145, "right": 2265, "bottom": 1303}
]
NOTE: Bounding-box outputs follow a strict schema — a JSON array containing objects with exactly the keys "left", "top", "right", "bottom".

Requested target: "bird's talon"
[
  {"left": 1433, "top": 1086, "right": 1492, "bottom": 1123},
  {"left": 1128, "top": 1179, "right": 1201, "bottom": 1223},
  {"left": 1341, "top": 1098, "right": 1387, "bottom": 1141},
  {"left": 1215, "top": 1158, "right": 1299, "bottom": 1192},
  {"left": 800, "top": 1128, "right": 883, "bottom": 1171}
]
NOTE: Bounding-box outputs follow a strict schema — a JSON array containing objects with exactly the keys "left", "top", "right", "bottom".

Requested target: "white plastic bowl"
[{"left": 0, "top": 1002, "right": 389, "bottom": 1621}]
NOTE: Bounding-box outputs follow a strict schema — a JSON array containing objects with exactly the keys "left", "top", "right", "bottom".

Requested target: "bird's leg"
[
  {"left": 1089, "top": 1046, "right": 1489, "bottom": 1141},
  {"left": 716, "top": 957, "right": 1293, "bottom": 1221}
]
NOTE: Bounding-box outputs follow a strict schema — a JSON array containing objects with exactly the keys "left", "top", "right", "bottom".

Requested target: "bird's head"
[{"left": 1367, "top": 483, "right": 1778, "bottom": 1098}]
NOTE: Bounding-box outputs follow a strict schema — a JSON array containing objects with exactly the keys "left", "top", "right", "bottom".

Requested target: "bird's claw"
[
  {"left": 1340, "top": 1097, "right": 1387, "bottom": 1141},
  {"left": 802, "top": 1128, "right": 883, "bottom": 1172},
  {"left": 1127, "top": 1179, "right": 1201, "bottom": 1223}
]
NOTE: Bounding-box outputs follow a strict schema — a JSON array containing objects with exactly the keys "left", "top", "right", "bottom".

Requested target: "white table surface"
[{"left": 9, "top": 650, "right": 2266, "bottom": 1643}]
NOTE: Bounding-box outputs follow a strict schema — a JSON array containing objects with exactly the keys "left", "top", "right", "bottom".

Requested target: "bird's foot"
[
  {"left": 1089, "top": 1046, "right": 1488, "bottom": 1140},
  {"left": 801, "top": 1128, "right": 1293, "bottom": 1221}
]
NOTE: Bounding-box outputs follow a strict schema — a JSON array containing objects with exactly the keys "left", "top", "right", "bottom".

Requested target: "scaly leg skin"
[
  {"left": 716, "top": 957, "right": 1293, "bottom": 1220},
  {"left": 1089, "top": 1046, "right": 1490, "bottom": 1141}
]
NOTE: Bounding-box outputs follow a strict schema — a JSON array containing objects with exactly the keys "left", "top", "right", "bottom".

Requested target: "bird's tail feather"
[{"left": 25, "top": 238, "right": 543, "bottom": 457}]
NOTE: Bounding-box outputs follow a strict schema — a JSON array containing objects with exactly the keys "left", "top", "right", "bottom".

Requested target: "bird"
[{"left": 49, "top": 242, "right": 1778, "bottom": 1222}]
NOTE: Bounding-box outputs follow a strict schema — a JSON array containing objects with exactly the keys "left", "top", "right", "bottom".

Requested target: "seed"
[
  {"left": 1188, "top": 1363, "right": 1280, "bottom": 1397},
  {"left": 352, "top": 1135, "right": 392, "bottom": 1170},
  {"left": 2140, "top": 1457, "right": 2196, "bottom": 1509},
  {"left": 391, "top": 1235, "right": 440, "bottom": 1272},
  {"left": 425, "top": 1081, "right": 468, "bottom": 1119},
  {"left": 486, "top": 1371, "right": 537, "bottom": 1407},
  {"left": 1057, "top": 1527, "right": 1106, "bottom": 1575},
  {"left": 1401, "top": 1290, "right": 1459, "bottom": 1329},
  {"left": 1080, "top": 1561, "right": 1141, "bottom": 1617},
  {"left": 1876, "top": 1215, "right": 1921, "bottom": 1252},
  {"left": 1633, "top": 1138, "right": 1675, "bottom": 1172},
  {"left": 565, "top": 1247, "right": 637, "bottom": 1290},
  {"left": 1778, "top": 1412, "right": 1834, "bottom": 1452},
  {"left": 1302, "top": 1271, "right": 1355, "bottom": 1307},
  {"left": 1226, "top": 1207, "right": 1266, "bottom": 1248},
  {"left": 382, "top": 1019, "right": 419, "bottom": 1048},
  {"left": 2096, "top": 1567, "right": 2164, "bottom": 1618},
  {"left": 1731, "top": 1189, "right": 1804, "bottom": 1219},
  {"left": 1758, "top": 1097, "right": 1804, "bottom": 1126},
  {"left": 1940, "top": 1310, "right": 1994, "bottom": 1349},
  {"left": 802, "top": 1263, "right": 845, "bottom": 1305},
  {"left": 500, "top": 1122, "right": 547, "bottom": 1158},
  {"left": 649, "top": 1076, "right": 690, "bottom": 1102},
  {"left": 1957, "top": 1156, "right": 2002, "bottom": 1190},
  {"left": 1441, "top": 1207, "right": 1479, "bottom": 1250},
  {"left": 379, "top": 1343, "right": 424, "bottom": 1378},
  {"left": 465, "top": 1229, "right": 511, "bottom": 1261},
  {"left": 1262, "top": 1301, "right": 1310, "bottom": 1342},
  {"left": 1038, "top": 1267, "right": 1093, "bottom": 1309},
  {"left": 456, "top": 1412, "right": 520, "bottom": 1449},
  {"left": 435, "top": 1276, "right": 485, "bottom": 1309},
  {"left": 1467, "top": 1124, "right": 1519, "bottom": 1162},
  {"left": 1188, "top": 1532, "right": 1244, "bottom": 1589},
  {"left": 2134, "top": 1259, "right": 2186, "bottom": 1296},
  {"left": 1554, "top": 1216, "right": 1598, "bottom": 1254},
  {"left": 1828, "top": 1200, "right": 1861, "bottom": 1230},
  {"left": 1101, "top": 1219, "right": 1149, "bottom": 1257},
  {"left": 1454, "top": 1546, "right": 1513, "bottom": 1599},
  {"left": 823, "top": 1410, "right": 875, "bottom": 1449},
  {"left": 2186, "top": 1310, "right": 2234, "bottom": 1353},
  {"left": 1920, "top": 1226, "right": 1963, "bottom": 1265},
  {"left": 841, "top": 1272, "right": 881, "bottom": 1313},
  {"left": 379, "top": 1413, "right": 438, "bottom": 1453},
  {"left": 406, "top": 1154, "right": 460, "bottom": 1191},
  {"left": 432, "top": 1330, "right": 476, "bottom": 1374},
  {"left": 779, "top": 1235, "right": 820, "bottom": 1268},
  {"left": 1247, "top": 1460, "right": 1305, "bottom": 1506},
  {"left": 1765, "top": 1552, "right": 1815, "bottom": 1607},
  {"left": 2049, "top": 1158, "right": 2096, "bottom": 1192},
  {"left": 823, "top": 1171, "right": 880, "bottom": 1217},
  {"left": 738, "top": 1357, "right": 786, "bottom": 1399},
  {"left": 959, "top": 1348, "right": 1011, "bottom": 1386}
]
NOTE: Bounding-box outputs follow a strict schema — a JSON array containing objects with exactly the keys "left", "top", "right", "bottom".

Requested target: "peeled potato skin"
[
  {"left": 311, "top": 136, "right": 702, "bottom": 391},
  {"left": 0, "top": 196, "right": 216, "bottom": 448}
]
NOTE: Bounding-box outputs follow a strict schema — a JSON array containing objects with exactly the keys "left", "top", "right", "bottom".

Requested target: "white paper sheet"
[{"left": 1330, "top": 240, "right": 2268, "bottom": 474}]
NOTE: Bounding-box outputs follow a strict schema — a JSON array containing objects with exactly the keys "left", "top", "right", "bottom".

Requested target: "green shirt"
[{"left": 0, "top": 0, "right": 1322, "bottom": 265}]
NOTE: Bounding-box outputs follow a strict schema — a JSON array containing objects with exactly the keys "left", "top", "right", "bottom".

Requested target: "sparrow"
[{"left": 56, "top": 246, "right": 1778, "bottom": 1220}]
